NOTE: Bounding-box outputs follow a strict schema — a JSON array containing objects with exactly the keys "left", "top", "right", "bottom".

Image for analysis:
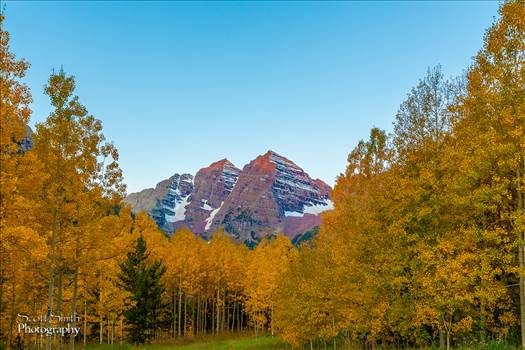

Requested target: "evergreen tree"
[{"left": 118, "top": 235, "right": 166, "bottom": 345}]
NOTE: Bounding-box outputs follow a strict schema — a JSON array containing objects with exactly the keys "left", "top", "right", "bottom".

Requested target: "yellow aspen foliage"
[
  {"left": 244, "top": 235, "right": 296, "bottom": 335},
  {"left": 0, "top": 13, "right": 48, "bottom": 346},
  {"left": 1, "top": 1, "right": 523, "bottom": 349}
]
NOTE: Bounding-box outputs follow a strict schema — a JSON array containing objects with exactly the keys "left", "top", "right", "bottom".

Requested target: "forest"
[{"left": 0, "top": 1, "right": 524, "bottom": 349}]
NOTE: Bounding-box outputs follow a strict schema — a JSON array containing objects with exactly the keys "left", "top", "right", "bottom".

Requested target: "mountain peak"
[
  {"left": 262, "top": 150, "right": 285, "bottom": 159},
  {"left": 255, "top": 150, "right": 304, "bottom": 174},
  {"left": 125, "top": 151, "right": 332, "bottom": 244},
  {"left": 207, "top": 158, "right": 236, "bottom": 170}
]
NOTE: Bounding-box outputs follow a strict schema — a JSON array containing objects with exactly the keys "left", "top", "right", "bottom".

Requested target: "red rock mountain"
[
  {"left": 182, "top": 159, "right": 241, "bottom": 234},
  {"left": 124, "top": 151, "right": 333, "bottom": 244}
]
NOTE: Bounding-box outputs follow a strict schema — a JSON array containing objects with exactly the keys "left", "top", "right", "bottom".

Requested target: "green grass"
[
  {"left": 82, "top": 335, "right": 518, "bottom": 350},
  {"left": 83, "top": 334, "right": 288, "bottom": 350}
]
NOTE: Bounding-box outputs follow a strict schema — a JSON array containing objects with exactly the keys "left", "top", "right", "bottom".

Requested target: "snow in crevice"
[
  {"left": 283, "top": 211, "right": 304, "bottom": 217},
  {"left": 284, "top": 200, "right": 334, "bottom": 218},
  {"left": 275, "top": 178, "right": 317, "bottom": 193},
  {"left": 270, "top": 153, "right": 303, "bottom": 172},
  {"left": 205, "top": 201, "right": 223, "bottom": 231},
  {"left": 201, "top": 199, "right": 214, "bottom": 211},
  {"left": 221, "top": 166, "right": 240, "bottom": 193},
  {"left": 166, "top": 195, "right": 191, "bottom": 223}
]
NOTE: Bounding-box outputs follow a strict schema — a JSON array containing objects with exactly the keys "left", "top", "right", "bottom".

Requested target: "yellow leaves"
[
  {"left": 415, "top": 305, "right": 441, "bottom": 329},
  {"left": 498, "top": 312, "right": 517, "bottom": 335},
  {"left": 243, "top": 235, "right": 296, "bottom": 329},
  {"left": 0, "top": 1, "right": 521, "bottom": 347},
  {"left": 272, "top": 4, "right": 523, "bottom": 346},
  {"left": 513, "top": 209, "right": 525, "bottom": 234},
  {"left": 452, "top": 316, "right": 473, "bottom": 334}
]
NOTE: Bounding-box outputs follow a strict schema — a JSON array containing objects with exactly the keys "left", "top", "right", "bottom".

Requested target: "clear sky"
[{"left": 4, "top": 1, "right": 500, "bottom": 193}]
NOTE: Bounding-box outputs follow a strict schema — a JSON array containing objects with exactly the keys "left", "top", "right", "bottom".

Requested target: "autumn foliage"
[
  {"left": 0, "top": 1, "right": 524, "bottom": 349},
  {"left": 274, "top": 1, "right": 525, "bottom": 348}
]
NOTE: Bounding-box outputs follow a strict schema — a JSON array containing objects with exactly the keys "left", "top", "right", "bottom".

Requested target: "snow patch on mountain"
[
  {"left": 304, "top": 200, "right": 334, "bottom": 215},
  {"left": 201, "top": 199, "right": 214, "bottom": 211},
  {"left": 205, "top": 202, "right": 223, "bottom": 231},
  {"left": 175, "top": 195, "right": 191, "bottom": 222},
  {"left": 150, "top": 173, "right": 194, "bottom": 230},
  {"left": 284, "top": 200, "right": 334, "bottom": 217}
]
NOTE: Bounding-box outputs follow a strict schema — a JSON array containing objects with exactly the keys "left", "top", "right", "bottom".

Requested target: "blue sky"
[{"left": 4, "top": 1, "right": 500, "bottom": 193}]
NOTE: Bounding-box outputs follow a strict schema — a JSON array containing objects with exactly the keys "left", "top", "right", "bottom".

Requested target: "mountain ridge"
[{"left": 123, "top": 150, "right": 333, "bottom": 244}]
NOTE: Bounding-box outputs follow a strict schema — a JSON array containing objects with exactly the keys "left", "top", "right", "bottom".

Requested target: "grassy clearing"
[
  {"left": 83, "top": 333, "right": 288, "bottom": 350},
  {"left": 82, "top": 335, "right": 518, "bottom": 350}
]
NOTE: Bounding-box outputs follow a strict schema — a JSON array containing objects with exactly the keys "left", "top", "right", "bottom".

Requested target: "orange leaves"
[
  {"left": 244, "top": 235, "right": 296, "bottom": 331},
  {"left": 272, "top": 2, "right": 525, "bottom": 347}
]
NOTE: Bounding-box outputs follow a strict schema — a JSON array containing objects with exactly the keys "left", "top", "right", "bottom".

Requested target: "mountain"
[
  {"left": 149, "top": 173, "right": 194, "bottom": 233},
  {"left": 16, "top": 125, "right": 33, "bottom": 152},
  {"left": 124, "top": 151, "right": 333, "bottom": 244},
  {"left": 125, "top": 174, "right": 185, "bottom": 215},
  {"left": 181, "top": 159, "right": 241, "bottom": 234}
]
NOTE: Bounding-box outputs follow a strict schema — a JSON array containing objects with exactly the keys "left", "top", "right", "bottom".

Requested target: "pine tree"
[{"left": 118, "top": 235, "right": 166, "bottom": 345}]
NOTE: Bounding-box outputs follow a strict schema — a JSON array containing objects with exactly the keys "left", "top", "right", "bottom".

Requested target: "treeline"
[
  {"left": 112, "top": 222, "right": 297, "bottom": 345},
  {"left": 273, "top": 1, "right": 524, "bottom": 349}
]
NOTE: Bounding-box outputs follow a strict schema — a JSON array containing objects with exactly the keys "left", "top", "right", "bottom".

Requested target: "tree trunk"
[
  {"left": 204, "top": 299, "right": 207, "bottom": 335},
  {"left": 226, "top": 301, "right": 230, "bottom": 333},
  {"left": 69, "top": 266, "right": 79, "bottom": 350},
  {"left": 193, "top": 296, "right": 196, "bottom": 336},
  {"left": 216, "top": 289, "right": 220, "bottom": 335},
  {"left": 46, "top": 210, "right": 58, "bottom": 350},
  {"left": 231, "top": 300, "right": 236, "bottom": 332},
  {"left": 7, "top": 277, "right": 15, "bottom": 349},
  {"left": 184, "top": 294, "right": 187, "bottom": 337},
  {"left": 518, "top": 162, "right": 525, "bottom": 348},
  {"left": 0, "top": 261, "right": 4, "bottom": 349},
  {"left": 99, "top": 318, "right": 103, "bottom": 344},
  {"left": 56, "top": 269, "right": 64, "bottom": 350},
  {"left": 178, "top": 283, "right": 182, "bottom": 337},
  {"left": 120, "top": 318, "right": 123, "bottom": 346},
  {"left": 439, "top": 330, "right": 445, "bottom": 349},
  {"left": 237, "top": 301, "right": 241, "bottom": 332},
  {"left": 241, "top": 307, "right": 244, "bottom": 332},
  {"left": 0, "top": 286, "right": 2, "bottom": 347},
  {"left": 211, "top": 297, "right": 215, "bottom": 335},
  {"left": 221, "top": 289, "right": 226, "bottom": 332},
  {"left": 172, "top": 286, "right": 176, "bottom": 338},
  {"left": 195, "top": 295, "right": 202, "bottom": 334},
  {"left": 83, "top": 301, "right": 87, "bottom": 346},
  {"left": 32, "top": 298, "right": 37, "bottom": 349},
  {"left": 271, "top": 305, "right": 275, "bottom": 336}
]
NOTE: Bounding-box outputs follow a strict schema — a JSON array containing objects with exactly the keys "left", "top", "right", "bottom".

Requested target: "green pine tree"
[{"left": 118, "top": 235, "right": 166, "bottom": 345}]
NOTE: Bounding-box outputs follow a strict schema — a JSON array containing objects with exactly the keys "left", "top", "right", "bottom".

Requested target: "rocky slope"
[
  {"left": 149, "top": 173, "right": 194, "bottom": 232},
  {"left": 205, "top": 151, "right": 332, "bottom": 244},
  {"left": 124, "top": 151, "right": 332, "bottom": 244},
  {"left": 182, "top": 159, "right": 241, "bottom": 234}
]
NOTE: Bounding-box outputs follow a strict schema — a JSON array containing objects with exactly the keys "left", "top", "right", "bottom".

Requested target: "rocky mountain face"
[
  {"left": 124, "top": 151, "right": 333, "bottom": 244},
  {"left": 182, "top": 159, "right": 241, "bottom": 234},
  {"left": 15, "top": 125, "right": 34, "bottom": 152},
  {"left": 149, "top": 173, "right": 194, "bottom": 233}
]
